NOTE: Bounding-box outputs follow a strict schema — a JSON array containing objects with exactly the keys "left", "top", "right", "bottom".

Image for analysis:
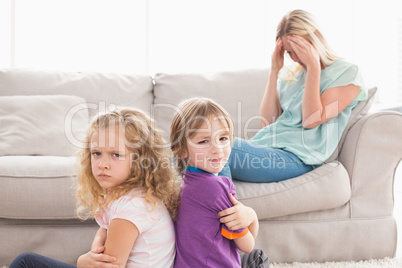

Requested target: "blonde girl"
[{"left": 10, "top": 108, "right": 180, "bottom": 268}]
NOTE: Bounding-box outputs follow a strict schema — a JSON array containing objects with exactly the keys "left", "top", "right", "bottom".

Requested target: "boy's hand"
[
  {"left": 77, "top": 246, "right": 119, "bottom": 268},
  {"left": 218, "top": 193, "right": 257, "bottom": 231}
]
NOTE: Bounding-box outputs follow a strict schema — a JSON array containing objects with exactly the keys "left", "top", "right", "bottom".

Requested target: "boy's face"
[{"left": 182, "top": 116, "right": 231, "bottom": 176}]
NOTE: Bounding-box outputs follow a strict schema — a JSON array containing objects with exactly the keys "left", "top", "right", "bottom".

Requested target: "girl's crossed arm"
[
  {"left": 77, "top": 220, "right": 139, "bottom": 268},
  {"left": 91, "top": 227, "right": 107, "bottom": 251},
  {"left": 103, "top": 219, "right": 139, "bottom": 268},
  {"left": 77, "top": 227, "right": 117, "bottom": 268}
]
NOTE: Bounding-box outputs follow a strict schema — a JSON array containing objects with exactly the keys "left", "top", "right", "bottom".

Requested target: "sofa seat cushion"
[
  {"left": 234, "top": 161, "right": 351, "bottom": 220},
  {"left": 0, "top": 156, "right": 78, "bottom": 220}
]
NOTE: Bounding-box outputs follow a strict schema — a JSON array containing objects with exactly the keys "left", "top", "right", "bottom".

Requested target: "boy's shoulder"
[
  {"left": 182, "top": 171, "right": 235, "bottom": 196},
  {"left": 184, "top": 171, "right": 233, "bottom": 185}
]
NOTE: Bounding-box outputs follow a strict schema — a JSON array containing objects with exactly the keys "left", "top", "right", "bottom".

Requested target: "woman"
[{"left": 220, "top": 9, "right": 367, "bottom": 183}]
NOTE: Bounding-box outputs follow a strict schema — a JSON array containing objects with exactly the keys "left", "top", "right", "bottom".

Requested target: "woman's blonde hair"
[
  {"left": 76, "top": 108, "right": 180, "bottom": 220},
  {"left": 277, "top": 9, "right": 340, "bottom": 80},
  {"left": 170, "top": 97, "right": 234, "bottom": 175}
]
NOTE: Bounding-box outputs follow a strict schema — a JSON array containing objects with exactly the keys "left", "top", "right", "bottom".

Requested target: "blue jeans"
[
  {"left": 219, "top": 138, "right": 313, "bottom": 183},
  {"left": 10, "top": 253, "right": 75, "bottom": 268}
]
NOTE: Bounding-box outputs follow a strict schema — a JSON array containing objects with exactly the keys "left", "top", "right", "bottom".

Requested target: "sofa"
[{"left": 0, "top": 68, "right": 401, "bottom": 266}]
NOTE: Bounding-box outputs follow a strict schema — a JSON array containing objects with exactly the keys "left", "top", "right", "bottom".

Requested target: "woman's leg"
[
  {"left": 9, "top": 252, "right": 76, "bottom": 268},
  {"left": 223, "top": 137, "right": 313, "bottom": 183}
]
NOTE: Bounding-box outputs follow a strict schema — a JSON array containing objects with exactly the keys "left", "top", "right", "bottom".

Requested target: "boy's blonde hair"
[
  {"left": 76, "top": 108, "right": 180, "bottom": 220},
  {"left": 170, "top": 97, "right": 234, "bottom": 175},
  {"left": 276, "top": 9, "right": 340, "bottom": 80}
]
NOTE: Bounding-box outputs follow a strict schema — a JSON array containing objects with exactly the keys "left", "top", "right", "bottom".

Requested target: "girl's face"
[
  {"left": 90, "top": 127, "right": 132, "bottom": 190},
  {"left": 182, "top": 115, "right": 231, "bottom": 176}
]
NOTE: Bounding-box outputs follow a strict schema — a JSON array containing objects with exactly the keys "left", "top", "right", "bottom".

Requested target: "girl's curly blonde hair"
[{"left": 76, "top": 108, "right": 180, "bottom": 221}]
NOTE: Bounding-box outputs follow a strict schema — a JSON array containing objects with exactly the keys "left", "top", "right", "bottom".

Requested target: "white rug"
[
  {"left": 1, "top": 258, "right": 402, "bottom": 268},
  {"left": 271, "top": 257, "right": 402, "bottom": 267},
  {"left": 2, "top": 258, "right": 402, "bottom": 268}
]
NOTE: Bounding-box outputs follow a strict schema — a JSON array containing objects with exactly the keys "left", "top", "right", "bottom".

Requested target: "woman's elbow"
[
  {"left": 260, "top": 120, "right": 269, "bottom": 128},
  {"left": 302, "top": 120, "right": 319, "bottom": 129},
  {"left": 302, "top": 109, "right": 324, "bottom": 129}
]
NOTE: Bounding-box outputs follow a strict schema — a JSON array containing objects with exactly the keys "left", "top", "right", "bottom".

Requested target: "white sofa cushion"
[
  {"left": 0, "top": 95, "right": 88, "bottom": 156},
  {"left": 0, "top": 155, "right": 77, "bottom": 178},
  {"left": 0, "top": 156, "right": 78, "bottom": 219},
  {"left": 235, "top": 161, "right": 351, "bottom": 219}
]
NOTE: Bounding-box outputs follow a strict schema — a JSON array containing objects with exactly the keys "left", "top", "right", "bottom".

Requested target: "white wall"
[{"left": 0, "top": 0, "right": 401, "bottom": 104}]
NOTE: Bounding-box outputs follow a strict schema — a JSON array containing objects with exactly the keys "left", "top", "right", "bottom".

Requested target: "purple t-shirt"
[{"left": 174, "top": 167, "right": 248, "bottom": 268}]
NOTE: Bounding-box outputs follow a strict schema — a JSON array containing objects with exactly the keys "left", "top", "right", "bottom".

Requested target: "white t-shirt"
[{"left": 96, "top": 190, "right": 175, "bottom": 268}]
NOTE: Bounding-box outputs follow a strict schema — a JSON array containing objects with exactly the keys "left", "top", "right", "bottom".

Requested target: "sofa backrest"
[
  {"left": 0, "top": 69, "right": 154, "bottom": 156},
  {"left": 153, "top": 68, "right": 269, "bottom": 140},
  {"left": 0, "top": 68, "right": 154, "bottom": 113},
  {"left": 153, "top": 69, "right": 377, "bottom": 164},
  {"left": 0, "top": 68, "right": 376, "bottom": 159}
]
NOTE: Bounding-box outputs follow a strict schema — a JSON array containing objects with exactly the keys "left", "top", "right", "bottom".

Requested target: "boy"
[{"left": 170, "top": 97, "right": 268, "bottom": 267}]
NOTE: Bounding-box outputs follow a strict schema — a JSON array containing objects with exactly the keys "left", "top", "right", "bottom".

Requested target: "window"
[
  {"left": 1, "top": 0, "right": 401, "bottom": 104},
  {"left": 7, "top": 0, "right": 148, "bottom": 73}
]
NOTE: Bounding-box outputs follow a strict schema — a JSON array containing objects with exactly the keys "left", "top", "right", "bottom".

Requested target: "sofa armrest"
[
  {"left": 339, "top": 111, "right": 402, "bottom": 218},
  {"left": 235, "top": 161, "right": 351, "bottom": 220}
]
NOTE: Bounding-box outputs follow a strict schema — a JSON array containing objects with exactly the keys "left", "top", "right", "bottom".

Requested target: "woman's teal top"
[{"left": 250, "top": 59, "right": 367, "bottom": 165}]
